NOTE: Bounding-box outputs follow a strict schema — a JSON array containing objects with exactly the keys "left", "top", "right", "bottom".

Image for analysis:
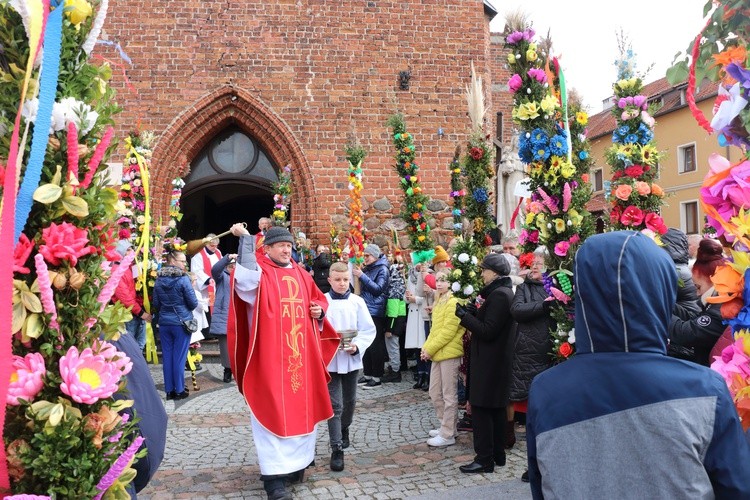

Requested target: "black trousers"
[
  {"left": 471, "top": 404, "right": 506, "bottom": 466},
  {"left": 362, "top": 316, "right": 387, "bottom": 377}
]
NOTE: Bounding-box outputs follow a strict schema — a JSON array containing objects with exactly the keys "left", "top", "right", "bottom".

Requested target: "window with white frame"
[
  {"left": 678, "top": 143, "right": 696, "bottom": 173},
  {"left": 681, "top": 200, "right": 699, "bottom": 235},
  {"left": 592, "top": 168, "right": 603, "bottom": 191}
]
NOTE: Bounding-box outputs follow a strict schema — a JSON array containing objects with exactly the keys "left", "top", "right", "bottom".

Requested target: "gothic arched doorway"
[{"left": 180, "top": 127, "right": 279, "bottom": 253}]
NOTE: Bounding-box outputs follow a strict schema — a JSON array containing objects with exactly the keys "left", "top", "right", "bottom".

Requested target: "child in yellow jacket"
[{"left": 421, "top": 271, "right": 465, "bottom": 446}]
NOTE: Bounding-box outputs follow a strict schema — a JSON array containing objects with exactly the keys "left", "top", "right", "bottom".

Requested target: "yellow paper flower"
[
  {"left": 536, "top": 213, "right": 546, "bottom": 227},
  {"left": 529, "top": 162, "right": 544, "bottom": 176},
  {"left": 526, "top": 49, "right": 538, "bottom": 61},
  {"left": 560, "top": 162, "right": 576, "bottom": 179},
  {"left": 64, "top": 0, "right": 93, "bottom": 25},
  {"left": 544, "top": 169, "right": 559, "bottom": 185},
  {"left": 554, "top": 219, "right": 566, "bottom": 233},
  {"left": 514, "top": 102, "right": 540, "bottom": 121},
  {"left": 637, "top": 144, "right": 659, "bottom": 166},
  {"left": 540, "top": 94, "right": 558, "bottom": 113},
  {"left": 576, "top": 111, "right": 588, "bottom": 125},
  {"left": 729, "top": 245, "right": 750, "bottom": 275},
  {"left": 453, "top": 269, "right": 462, "bottom": 277},
  {"left": 526, "top": 212, "right": 536, "bottom": 225},
  {"left": 617, "top": 144, "right": 635, "bottom": 158},
  {"left": 568, "top": 209, "right": 583, "bottom": 227},
  {"left": 508, "top": 53, "right": 516, "bottom": 64}
]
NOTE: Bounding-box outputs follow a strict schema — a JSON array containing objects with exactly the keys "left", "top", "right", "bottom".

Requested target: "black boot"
[
  {"left": 413, "top": 373, "right": 425, "bottom": 389},
  {"left": 342, "top": 428, "right": 350, "bottom": 449},
  {"left": 263, "top": 478, "right": 292, "bottom": 500},
  {"left": 421, "top": 373, "right": 430, "bottom": 391},
  {"left": 223, "top": 367, "right": 232, "bottom": 383},
  {"left": 330, "top": 445, "right": 344, "bottom": 471}
]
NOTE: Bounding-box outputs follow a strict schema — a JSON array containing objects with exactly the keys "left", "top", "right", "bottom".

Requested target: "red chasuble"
[{"left": 227, "top": 255, "right": 340, "bottom": 437}]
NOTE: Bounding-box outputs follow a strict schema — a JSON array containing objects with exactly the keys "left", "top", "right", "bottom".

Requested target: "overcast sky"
[{"left": 488, "top": 0, "right": 710, "bottom": 112}]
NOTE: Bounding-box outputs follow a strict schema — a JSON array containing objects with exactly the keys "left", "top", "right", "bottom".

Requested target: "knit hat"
[
  {"left": 432, "top": 245, "right": 450, "bottom": 264},
  {"left": 115, "top": 239, "right": 132, "bottom": 258},
  {"left": 263, "top": 226, "right": 294, "bottom": 246},
  {"left": 364, "top": 244, "right": 381, "bottom": 258},
  {"left": 479, "top": 252, "right": 510, "bottom": 276}
]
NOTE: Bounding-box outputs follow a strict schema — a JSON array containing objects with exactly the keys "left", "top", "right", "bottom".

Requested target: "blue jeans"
[
  {"left": 327, "top": 371, "right": 359, "bottom": 447},
  {"left": 126, "top": 316, "right": 147, "bottom": 350},
  {"left": 160, "top": 324, "right": 190, "bottom": 394}
]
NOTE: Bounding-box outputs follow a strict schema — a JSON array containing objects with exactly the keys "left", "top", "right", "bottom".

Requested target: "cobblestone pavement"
[{"left": 140, "top": 361, "right": 533, "bottom": 499}]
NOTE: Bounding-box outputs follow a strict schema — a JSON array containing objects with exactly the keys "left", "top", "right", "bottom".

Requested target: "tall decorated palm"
[
  {"left": 387, "top": 113, "right": 435, "bottom": 265},
  {"left": 1, "top": 0, "right": 145, "bottom": 496},
  {"left": 606, "top": 35, "right": 668, "bottom": 235},
  {"left": 504, "top": 13, "right": 593, "bottom": 361}
]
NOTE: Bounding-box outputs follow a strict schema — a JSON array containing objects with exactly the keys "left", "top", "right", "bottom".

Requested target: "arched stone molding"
[{"left": 150, "top": 85, "right": 312, "bottom": 231}]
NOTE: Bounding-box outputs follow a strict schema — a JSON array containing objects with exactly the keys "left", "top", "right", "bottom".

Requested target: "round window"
[{"left": 208, "top": 131, "right": 257, "bottom": 174}]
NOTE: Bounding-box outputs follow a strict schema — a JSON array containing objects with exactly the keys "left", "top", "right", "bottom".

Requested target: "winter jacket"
[
  {"left": 459, "top": 277, "right": 515, "bottom": 408},
  {"left": 404, "top": 266, "right": 431, "bottom": 349},
  {"left": 668, "top": 289, "right": 727, "bottom": 366},
  {"left": 509, "top": 278, "right": 554, "bottom": 401},
  {"left": 152, "top": 265, "right": 198, "bottom": 327},
  {"left": 359, "top": 254, "right": 389, "bottom": 317},
  {"left": 311, "top": 253, "right": 332, "bottom": 293},
  {"left": 112, "top": 264, "right": 145, "bottom": 317},
  {"left": 661, "top": 228, "right": 702, "bottom": 320},
  {"left": 527, "top": 231, "right": 750, "bottom": 500},
  {"left": 209, "top": 255, "right": 233, "bottom": 335},
  {"left": 385, "top": 262, "right": 407, "bottom": 332},
  {"left": 422, "top": 294, "right": 464, "bottom": 362}
]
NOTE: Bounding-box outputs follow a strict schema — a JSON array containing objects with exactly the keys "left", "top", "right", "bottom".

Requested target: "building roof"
[
  {"left": 586, "top": 192, "right": 608, "bottom": 213},
  {"left": 587, "top": 78, "right": 720, "bottom": 140},
  {"left": 484, "top": 0, "right": 498, "bottom": 19}
]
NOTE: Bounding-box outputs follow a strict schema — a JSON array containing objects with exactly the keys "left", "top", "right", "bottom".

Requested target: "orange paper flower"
[{"left": 706, "top": 264, "right": 744, "bottom": 304}]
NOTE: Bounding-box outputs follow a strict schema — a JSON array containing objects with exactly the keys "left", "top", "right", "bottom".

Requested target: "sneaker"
[
  {"left": 457, "top": 416, "right": 473, "bottom": 432},
  {"left": 382, "top": 370, "right": 402, "bottom": 383},
  {"left": 426, "top": 435, "right": 455, "bottom": 447},
  {"left": 428, "top": 429, "right": 440, "bottom": 437},
  {"left": 521, "top": 470, "right": 530, "bottom": 482},
  {"left": 361, "top": 379, "right": 382, "bottom": 389},
  {"left": 357, "top": 376, "right": 369, "bottom": 385}
]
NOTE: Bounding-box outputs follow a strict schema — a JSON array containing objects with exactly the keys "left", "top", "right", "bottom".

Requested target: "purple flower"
[
  {"left": 633, "top": 95, "right": 647, "bottom": 109},
  {"left": 726, "top": 63, "right": 750, "bottom": 97},
  {"left": 506, "top": 31, "right": 525, "bottom": 44}
]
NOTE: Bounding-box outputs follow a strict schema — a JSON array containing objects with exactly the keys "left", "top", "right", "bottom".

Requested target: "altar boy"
[{"left": 324, "top": 261, "right": 376, "bottom": 471}]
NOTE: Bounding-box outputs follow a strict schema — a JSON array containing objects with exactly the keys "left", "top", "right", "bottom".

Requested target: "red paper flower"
[
  {"left": 470, "top": 147, "right": 484, "bottom": 160},
  {"left": 559, "top": 342, "right": 573, "bottom": 358},
  {"left": 519, "top": 252, "right": 534, "bottom": 269},
  {"left": 624, "top": 165, "right": 645, "bottom": 178},
  {"left": 39, "top": 222, "right": 97, "bottom": 267},
  {"left": 98, "top": 225, "right": 122, "bottom": 262},
  {"left": 609, "top": 205, "right": 622, "bottom": 225},
  {"left": 13, "top": 233, "right": 34, "bottom": 274},
  {"left": 620, "top": 206, "right": 645, "bottom": 226}
]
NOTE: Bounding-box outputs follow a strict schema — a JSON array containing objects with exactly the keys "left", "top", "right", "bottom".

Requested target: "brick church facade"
[{"left": 102, "top": 0, "right": 513, "bottom": 249}]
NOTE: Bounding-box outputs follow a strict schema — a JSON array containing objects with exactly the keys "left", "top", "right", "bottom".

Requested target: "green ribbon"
[{"left": 559, "top": 68, "right": 573, "bottom": 164}]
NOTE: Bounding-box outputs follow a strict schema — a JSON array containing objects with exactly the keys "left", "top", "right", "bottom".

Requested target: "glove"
[
  {"left": 464, "top": 303, "right": 478, "bottom": 316},
  {"left": 455, "top": 303, "right": 466, "bottom": 319}
]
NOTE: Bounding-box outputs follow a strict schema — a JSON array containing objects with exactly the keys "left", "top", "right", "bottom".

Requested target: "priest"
[{"left": 227, "top": 223, "right": 340, "bottom": 500}]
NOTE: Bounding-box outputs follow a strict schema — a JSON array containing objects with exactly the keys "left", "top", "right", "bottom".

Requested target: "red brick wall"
[{"left": 101, "top": 0, "right": 510, "bottom": 247}]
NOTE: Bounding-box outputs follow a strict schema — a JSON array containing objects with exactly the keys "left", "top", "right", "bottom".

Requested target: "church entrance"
[{"left": 178, "top": 126, "right": 279, "bottom": 253}]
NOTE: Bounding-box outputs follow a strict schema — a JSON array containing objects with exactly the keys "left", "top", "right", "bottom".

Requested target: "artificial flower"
[
  {"left": 38, "top": 222, "right": 97, "bottom": 267},
  {"left": 620, "top": 206, "right": 645, "bottom": 226},
  {"left": 526, "top": 48, "right": 537, "bottom": 61},
  {"left": 508, "top": 74, "right": 523, "bottom": 92},
  {"left": 527, "top": 68, "right": 547, "bottom": 83},
  {"left": 13, "top": 233, "right": 34, "bottom": 274},
  {"left": 7, "top": 353, "right": 46, "bottom": 405},
  {"left": 651, "top": 183, "right": 664, "bottom": 197},
  {"left": 64, "top": 0, "right": 93, "bottom": 25},
  {"left": 554, "top": 241, "right": 570, "bottom": 257},
  {"left": 644, "top": 212, "right": 668, "bottom": 234},
  {"left": 559, "top": 342, "right": 573, "bottom": 358},
  {"left": 634, "top": 181, "right": 651, "bottom": 196},
  {"left": 559, "top": 161, "right": 576, "bottom": 179},
  {"left": 701, "top": 157, "right": 750, "bottom": 239},
  {"left": 554, "top": 218, "right": 566, "bottom": 233},
  {"left": 540, "top": 94, "right": 558, "bottom": 114},
  {"left": 515, "top": 102, "right": 540, "bottom": 121},
  {"left": 575, "top": 111, "right": 588, "bottom": 125},
  {"left": 614, "top": 184, "right": 633, "bottom": 201},
  {"left": 59, "top": 345, "right": 132, "bottom": 405}
]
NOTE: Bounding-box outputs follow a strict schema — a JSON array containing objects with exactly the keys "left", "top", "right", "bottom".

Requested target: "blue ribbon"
[{"left": 15, "top": 5, "right": 64, "bottom": 241}]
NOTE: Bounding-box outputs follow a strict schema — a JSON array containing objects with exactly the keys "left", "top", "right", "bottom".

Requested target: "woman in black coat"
[{"left": 455, "top": 253, "right": 516, "bottom": 473}]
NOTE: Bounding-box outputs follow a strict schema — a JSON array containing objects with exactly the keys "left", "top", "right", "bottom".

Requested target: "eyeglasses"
[{"left": 174, "top": 259, "right": 187, "bottom": 264}]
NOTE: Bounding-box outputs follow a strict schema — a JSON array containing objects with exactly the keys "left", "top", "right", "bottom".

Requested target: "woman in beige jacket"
[{"left": 421, "top": 271, "right": 465, "bottom": 447}]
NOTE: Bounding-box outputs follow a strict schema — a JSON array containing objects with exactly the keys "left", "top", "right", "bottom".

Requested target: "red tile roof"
[
  {"left": 587, "top": 78, "right": 719, "bottom": 140},
  {"left": 586, "top": 192, "right": 608, "bottom": 213}
]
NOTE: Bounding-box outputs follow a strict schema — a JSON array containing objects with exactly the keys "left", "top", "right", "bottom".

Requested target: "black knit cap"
[
  {"left": 263, "top": 226, "right": 294, "bottom": 246},
  {"left": 479, "top": 252, "right": 510, "bottom": 276}
]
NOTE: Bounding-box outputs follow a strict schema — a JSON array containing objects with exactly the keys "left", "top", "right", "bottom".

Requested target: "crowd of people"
[{"left": 111, "top": 221, "right": 750, "bottom": 499}]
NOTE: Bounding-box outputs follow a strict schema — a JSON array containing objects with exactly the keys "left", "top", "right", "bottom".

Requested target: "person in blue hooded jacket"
[{"left": 527, "top": 231, "right": 750, "bottom": 499}]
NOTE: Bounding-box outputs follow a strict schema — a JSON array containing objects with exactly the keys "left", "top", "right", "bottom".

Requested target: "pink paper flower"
[
  {"left": 508, "top": 74, "right": 523, "bottom": 92},
  {"left": 711, "top": 340, "right": 750, "bottom": 393},
  {"left": 620, "top": 206, "right": 645, "bottom": 226},
  {"left": 59, "top": 344, "right": 132, "bottom": 405},
  {"left": 554, "top": 241, "right": 570, "bottom": 257},
  {"left": 38, "top": 222, "right": 97, "bottom": 267},
  {"left": 701, "top": 156, "right": 750, "bottom": 240},
  {"left": 527, "top": 68, "right": 547, "bottom": 83},
  {"left": 13, "top": 233, "right": 34, "bottom": 274},
  {"left": 569, "top": 234, "right": 581, "bottom": 245},
  {"left": 614, "top": 184, "right": 633, "bottom": 201},
  {"left": 644, "top": 212, "right": 668, "bottom": 235},
  {"left": 562, "top": 182, "right": 572, "bottom": 212},
  {"left": 7, "top": 352, "right": 46, "bottom": 405}
]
